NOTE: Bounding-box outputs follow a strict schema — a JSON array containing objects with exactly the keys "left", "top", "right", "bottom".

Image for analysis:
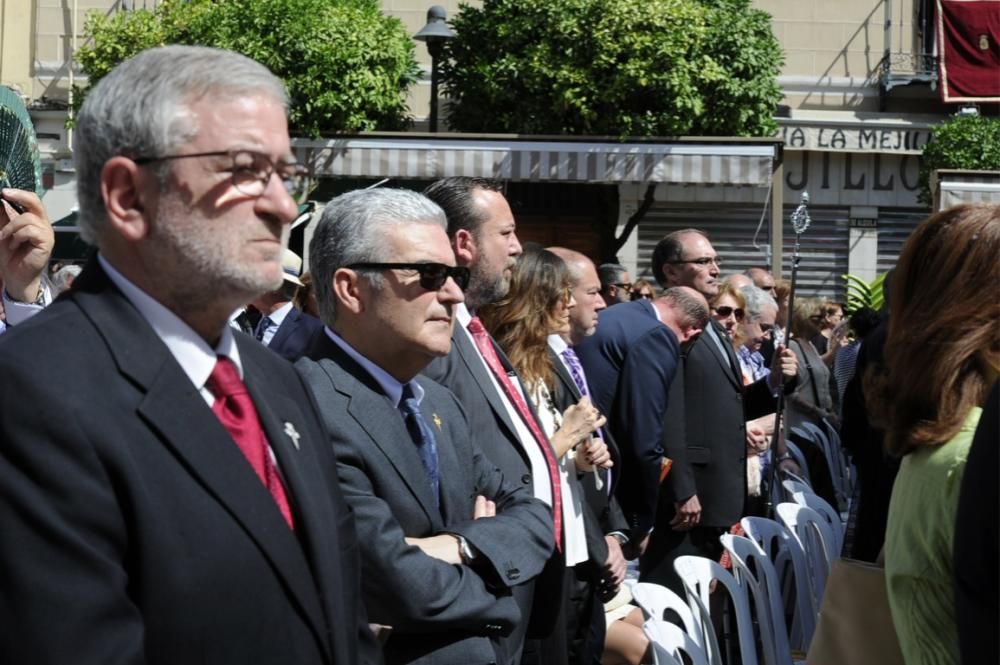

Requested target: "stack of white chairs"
[
  {"left": 671, "top": 555, "right": 760, "bottom": 665},
  {"left": 789, "top": 491, "right": 845, "bottom": 556},
  {"left": 740, "top": 516, "right": 817, "bottom": 652},
  {"left": 775, "top": 502, "right": 840, "bottom": 608},
  {"left": 796, "top": 420, "right": 853, "bottom": 514}
]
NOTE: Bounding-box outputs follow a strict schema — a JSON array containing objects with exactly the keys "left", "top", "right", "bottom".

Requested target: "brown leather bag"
[{"left": 806, "top": 558, "right": 905, "bottom": 665}]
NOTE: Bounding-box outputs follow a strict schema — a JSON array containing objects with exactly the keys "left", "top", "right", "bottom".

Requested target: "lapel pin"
[
  {"left": 283, "top": 422, "right": 301, "bottom": 450},
  {"left": 432, "top": 414, "right": 443, "bottom": 430}
]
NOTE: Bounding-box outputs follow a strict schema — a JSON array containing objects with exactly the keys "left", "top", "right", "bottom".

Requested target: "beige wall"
[
  {"left": 1, "top": 0, "right": 35, "bottom": 95},
  {"left": 755, "top": 0, "right": 929, "bottom": 111}
]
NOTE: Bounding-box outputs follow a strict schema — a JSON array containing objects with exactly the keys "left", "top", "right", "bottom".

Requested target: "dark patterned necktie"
[
  {"left": 254, "top": 316, "right": 273, "bottom": 342},
  {"left": 399, "top": 383, "right": 440, "bottom": 507}
]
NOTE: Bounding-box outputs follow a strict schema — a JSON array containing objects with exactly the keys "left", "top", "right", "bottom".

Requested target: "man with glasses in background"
[
  {"left": 640, "top": 229, "right": 798, "bottom": 594},
  {"left": 746, "top": 265, "right": 776, "bottom": 293},
  {"left": 597, "top": 263, "right": 633, "bottom": 307},
  {"left": 0, "top": 46, "right": 378, "bottom": 665},
  {"left": 297, "top": 188, "right": 553, "bottom": 665}
]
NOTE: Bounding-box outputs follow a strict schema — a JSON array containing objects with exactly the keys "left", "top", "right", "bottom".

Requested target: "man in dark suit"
[
  {"left": 546, "top": 247, "right": 628, "bottom": 664},
  {"left": 422, "top": 177, "right": 564, "bottom": 664},
  {"left": 251, "top": 248, "right": 325, "bottom": 361},
  {"left": 298, "top": 188, "right": 553, "bottom": 665},
  {"left": 640, "top": 229, "right": 797, "bottom": 592},
  {"left": 0, "top": 46, "right": 379, "bottom": 665},
  {"left": 575, "top": 286, "right": 709, "bottom": 555}
]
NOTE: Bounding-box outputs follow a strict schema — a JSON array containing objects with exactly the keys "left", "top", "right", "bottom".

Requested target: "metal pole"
[
  {"left": 429, "top": 48, "right": 440, "bottom": 133},
  {"left": 765, "top": 192, "right": 810, "bottom": 517}
]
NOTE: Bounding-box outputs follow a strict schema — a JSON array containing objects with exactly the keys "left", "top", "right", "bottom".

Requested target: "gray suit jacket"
[
  {"left": 422, "top": 322, "right": 565, "bottom": 645},
  {"left": 298, "top": 334, "right": 554, "bottom": 665}
]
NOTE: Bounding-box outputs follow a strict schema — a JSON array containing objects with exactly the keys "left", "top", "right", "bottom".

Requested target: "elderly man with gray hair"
[
  {"left": 0, "top": 45, "right": 379, "bottom": 665},
  {"left": 297, "top": 187, "right": 554, "bottom": 665}
]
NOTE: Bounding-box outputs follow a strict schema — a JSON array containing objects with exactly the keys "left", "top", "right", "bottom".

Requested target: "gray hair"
[
  {"left": 309, "top": 188, "right": 447, "bottom": 326},
  {"left": 662, "top": 286, "right": 710, "bottom": 329},
  {"left": 74, "top": 45, "right": 288, "bottom": 244},
  {"left": 597, "top": 263, "right": 628, "bottom": 288},
  {"left": 52, "top": 264, "right": 83, "bottom": 293},
  {"left": 739, "top": 285, "right": 778, "bottom": 322}
]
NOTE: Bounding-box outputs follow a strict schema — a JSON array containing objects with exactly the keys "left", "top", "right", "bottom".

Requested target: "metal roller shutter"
[
  {"left": 877, "top": 210, "right": 926, "bottom": 274},
  {"left": 637, "top": 204, "right": 851, "bottom": 300}
]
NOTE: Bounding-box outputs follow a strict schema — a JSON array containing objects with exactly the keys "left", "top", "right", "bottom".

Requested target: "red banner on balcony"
[{"left": 936, "top": 0, "right": 1000, "bottom": 102}]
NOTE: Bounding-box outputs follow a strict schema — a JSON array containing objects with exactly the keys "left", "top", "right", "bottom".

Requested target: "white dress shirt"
[{"left": 456, "top": 303, "right": 553, "bottom": 509}]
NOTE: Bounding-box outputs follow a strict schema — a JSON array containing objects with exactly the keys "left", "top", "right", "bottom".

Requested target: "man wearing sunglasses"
[
  {"left": 298, "top": 188, "right": 553, "bottom": 665},
  {"left": 0, "top": 46, "right": 377, "bottom": 665},
  {"left": 422, "top": 177, "right": 566, "bottom": 665},
  {"left": 640, "top": 229, "right": 798, "bottom": 595}
]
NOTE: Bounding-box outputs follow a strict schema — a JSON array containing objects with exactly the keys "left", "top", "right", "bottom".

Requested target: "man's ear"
[
  {"left": 332, "top": 268, "right": 365, "bottom": 315},
  {"left": 452, "top": 228, "right": 476, "bottom": 265},
  {"left": 101, "top": 157, "right": 151, "bottom": 242},
  {"left": 661, "top": 263, "right": 678, "bottom": 287}
]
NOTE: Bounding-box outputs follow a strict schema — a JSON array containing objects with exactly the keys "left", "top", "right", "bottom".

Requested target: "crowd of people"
[{"left": 0, "top": 44, "right": 995, "bottom": 665}]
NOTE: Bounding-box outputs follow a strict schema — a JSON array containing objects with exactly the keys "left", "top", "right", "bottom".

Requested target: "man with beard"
[
  {"left": 298, "top": 188, "right": 553, "bottom": 665},
  {"left": 423, "top": 177, "right": 564, "bottom": 664},
  {"left": 0, "top": 46, "right": 378, "bottom": 665}
]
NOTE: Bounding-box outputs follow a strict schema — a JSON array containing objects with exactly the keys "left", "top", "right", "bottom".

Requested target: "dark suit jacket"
[
  {"left": 548, "top": 346, "right": 630, "bottom": 561},
  {"left": 298, "top": 335, "right": 554, "bottom": 665},
  {"left": 268, "top": 306, "right": 325, "bottom": 362},
  {"left": 659, "top": 320, "right": 779, "bottom": 528},
  {"left": 422, "top": 322, "right": 563, "bottom": 645},
  {"left": 574, "top": 300, "right": 681, "bottom": 537},
  {"left": 0, "top": 260, "right": 379, "bottom": 665}
]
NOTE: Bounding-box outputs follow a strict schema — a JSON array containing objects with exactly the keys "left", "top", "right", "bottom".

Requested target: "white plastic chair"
[
  {"left": 783, "top": 441, "right": 811, "bottom": 483},
  {"left": 775, "top": 503, "right": 838, "bottom": 606},
  {"left": 631, "top": 582, "right": 701, "bottom": 642},
  {"left": 790, "top": 491, "right": 845, "bottom": 557},
  {"left": 800, "top": 421, "right": 849, "bottom": 510},
  {"left": 740, "top": 516, "right": 817, "bottom": 651},
  {"left": 674, "top": 555, "right": 757, "bottom": 665},
  {"left": 782, "top": 478, "right": 813, "bottom": 503},
  {"left": 721, "top": 534, "right": 796, "bottom": 665},
  {"left": 644, "top": 618, "right": 711, "bottom": 665}
]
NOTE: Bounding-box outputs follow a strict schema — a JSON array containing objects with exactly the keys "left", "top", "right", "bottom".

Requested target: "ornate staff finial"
[{"left": 791, "top": 191, "right": 811, "bottom": 235}]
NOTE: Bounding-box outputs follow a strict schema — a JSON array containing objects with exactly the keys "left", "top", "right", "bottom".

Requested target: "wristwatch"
[{"left": 455, "top": 534, "right": 477, "bottom": 565}]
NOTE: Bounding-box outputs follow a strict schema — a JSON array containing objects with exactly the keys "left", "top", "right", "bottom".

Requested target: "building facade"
[{"left": 4, "top": 0, "right": 993, "bottom": 295}]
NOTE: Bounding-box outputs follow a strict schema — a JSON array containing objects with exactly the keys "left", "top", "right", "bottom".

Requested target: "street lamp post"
[{"left": 414, "top": 5, "right": 455, "bottom": 133}]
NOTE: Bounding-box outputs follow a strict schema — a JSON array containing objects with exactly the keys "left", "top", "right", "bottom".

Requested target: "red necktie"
[
  {"left": 207, "top": 356, "right": 295, "bottom": 530},
  {"left": 467, "top": 316, "right": 562, "bottom": 551}
]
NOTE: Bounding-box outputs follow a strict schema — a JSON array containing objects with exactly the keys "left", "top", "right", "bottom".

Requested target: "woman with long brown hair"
[
  {"left": 478, "top": 246, "right": 614, "bottom": 661},
  {"left": 877, "top": 204, "right": 999, "bottom": 665}
]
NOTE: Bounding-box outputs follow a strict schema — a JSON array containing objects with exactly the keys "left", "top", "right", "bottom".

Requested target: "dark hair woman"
[{"left": 877, "top": 204, "right": 999, "bottom": 665}]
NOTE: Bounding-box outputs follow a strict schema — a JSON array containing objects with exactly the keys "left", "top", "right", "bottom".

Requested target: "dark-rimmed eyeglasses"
[
  {"left": 612, "top": 282, "right": 633, "bottom": 292},
  {"left": 631, "top": 291, "right": 653, "bottom": 300},
  {"left": 133, "top": 150, "right": 308, "bottom": 201},
  {"left": 347, "top": 262, "right": 471, "bottom": 291},
  {"left": 669, "top": 256, "right": 723, "bottom": 268},
  {"left": 714, "top": 305, "right": 745, "bottom": 321}
]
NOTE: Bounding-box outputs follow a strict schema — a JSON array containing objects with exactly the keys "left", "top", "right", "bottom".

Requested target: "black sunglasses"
[
  {"left": 347, "top": 262, "right": 471, "bottom": 291},
  {"left": 714, "top": 305, "right": 745, "bottom": 321}
]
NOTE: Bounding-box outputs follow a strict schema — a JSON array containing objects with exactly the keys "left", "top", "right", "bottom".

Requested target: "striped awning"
[{"left": 292, "top": 136, "right": 778, "bottom": 186}]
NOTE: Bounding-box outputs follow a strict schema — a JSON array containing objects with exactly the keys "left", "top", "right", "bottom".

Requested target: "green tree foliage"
[
  {"left": 73, "top": 0, "right": 420, "bottom": 136},
  {"left": 918, "top": 114, "right": 1000, "bottom": 205},
  {"left": 440, "top": 0, "right": 783, "bottom": 137}
]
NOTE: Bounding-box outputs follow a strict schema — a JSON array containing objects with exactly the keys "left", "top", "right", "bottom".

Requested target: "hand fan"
[{"left": 0, "top": 86, "right": 44, "bottom": 213}]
